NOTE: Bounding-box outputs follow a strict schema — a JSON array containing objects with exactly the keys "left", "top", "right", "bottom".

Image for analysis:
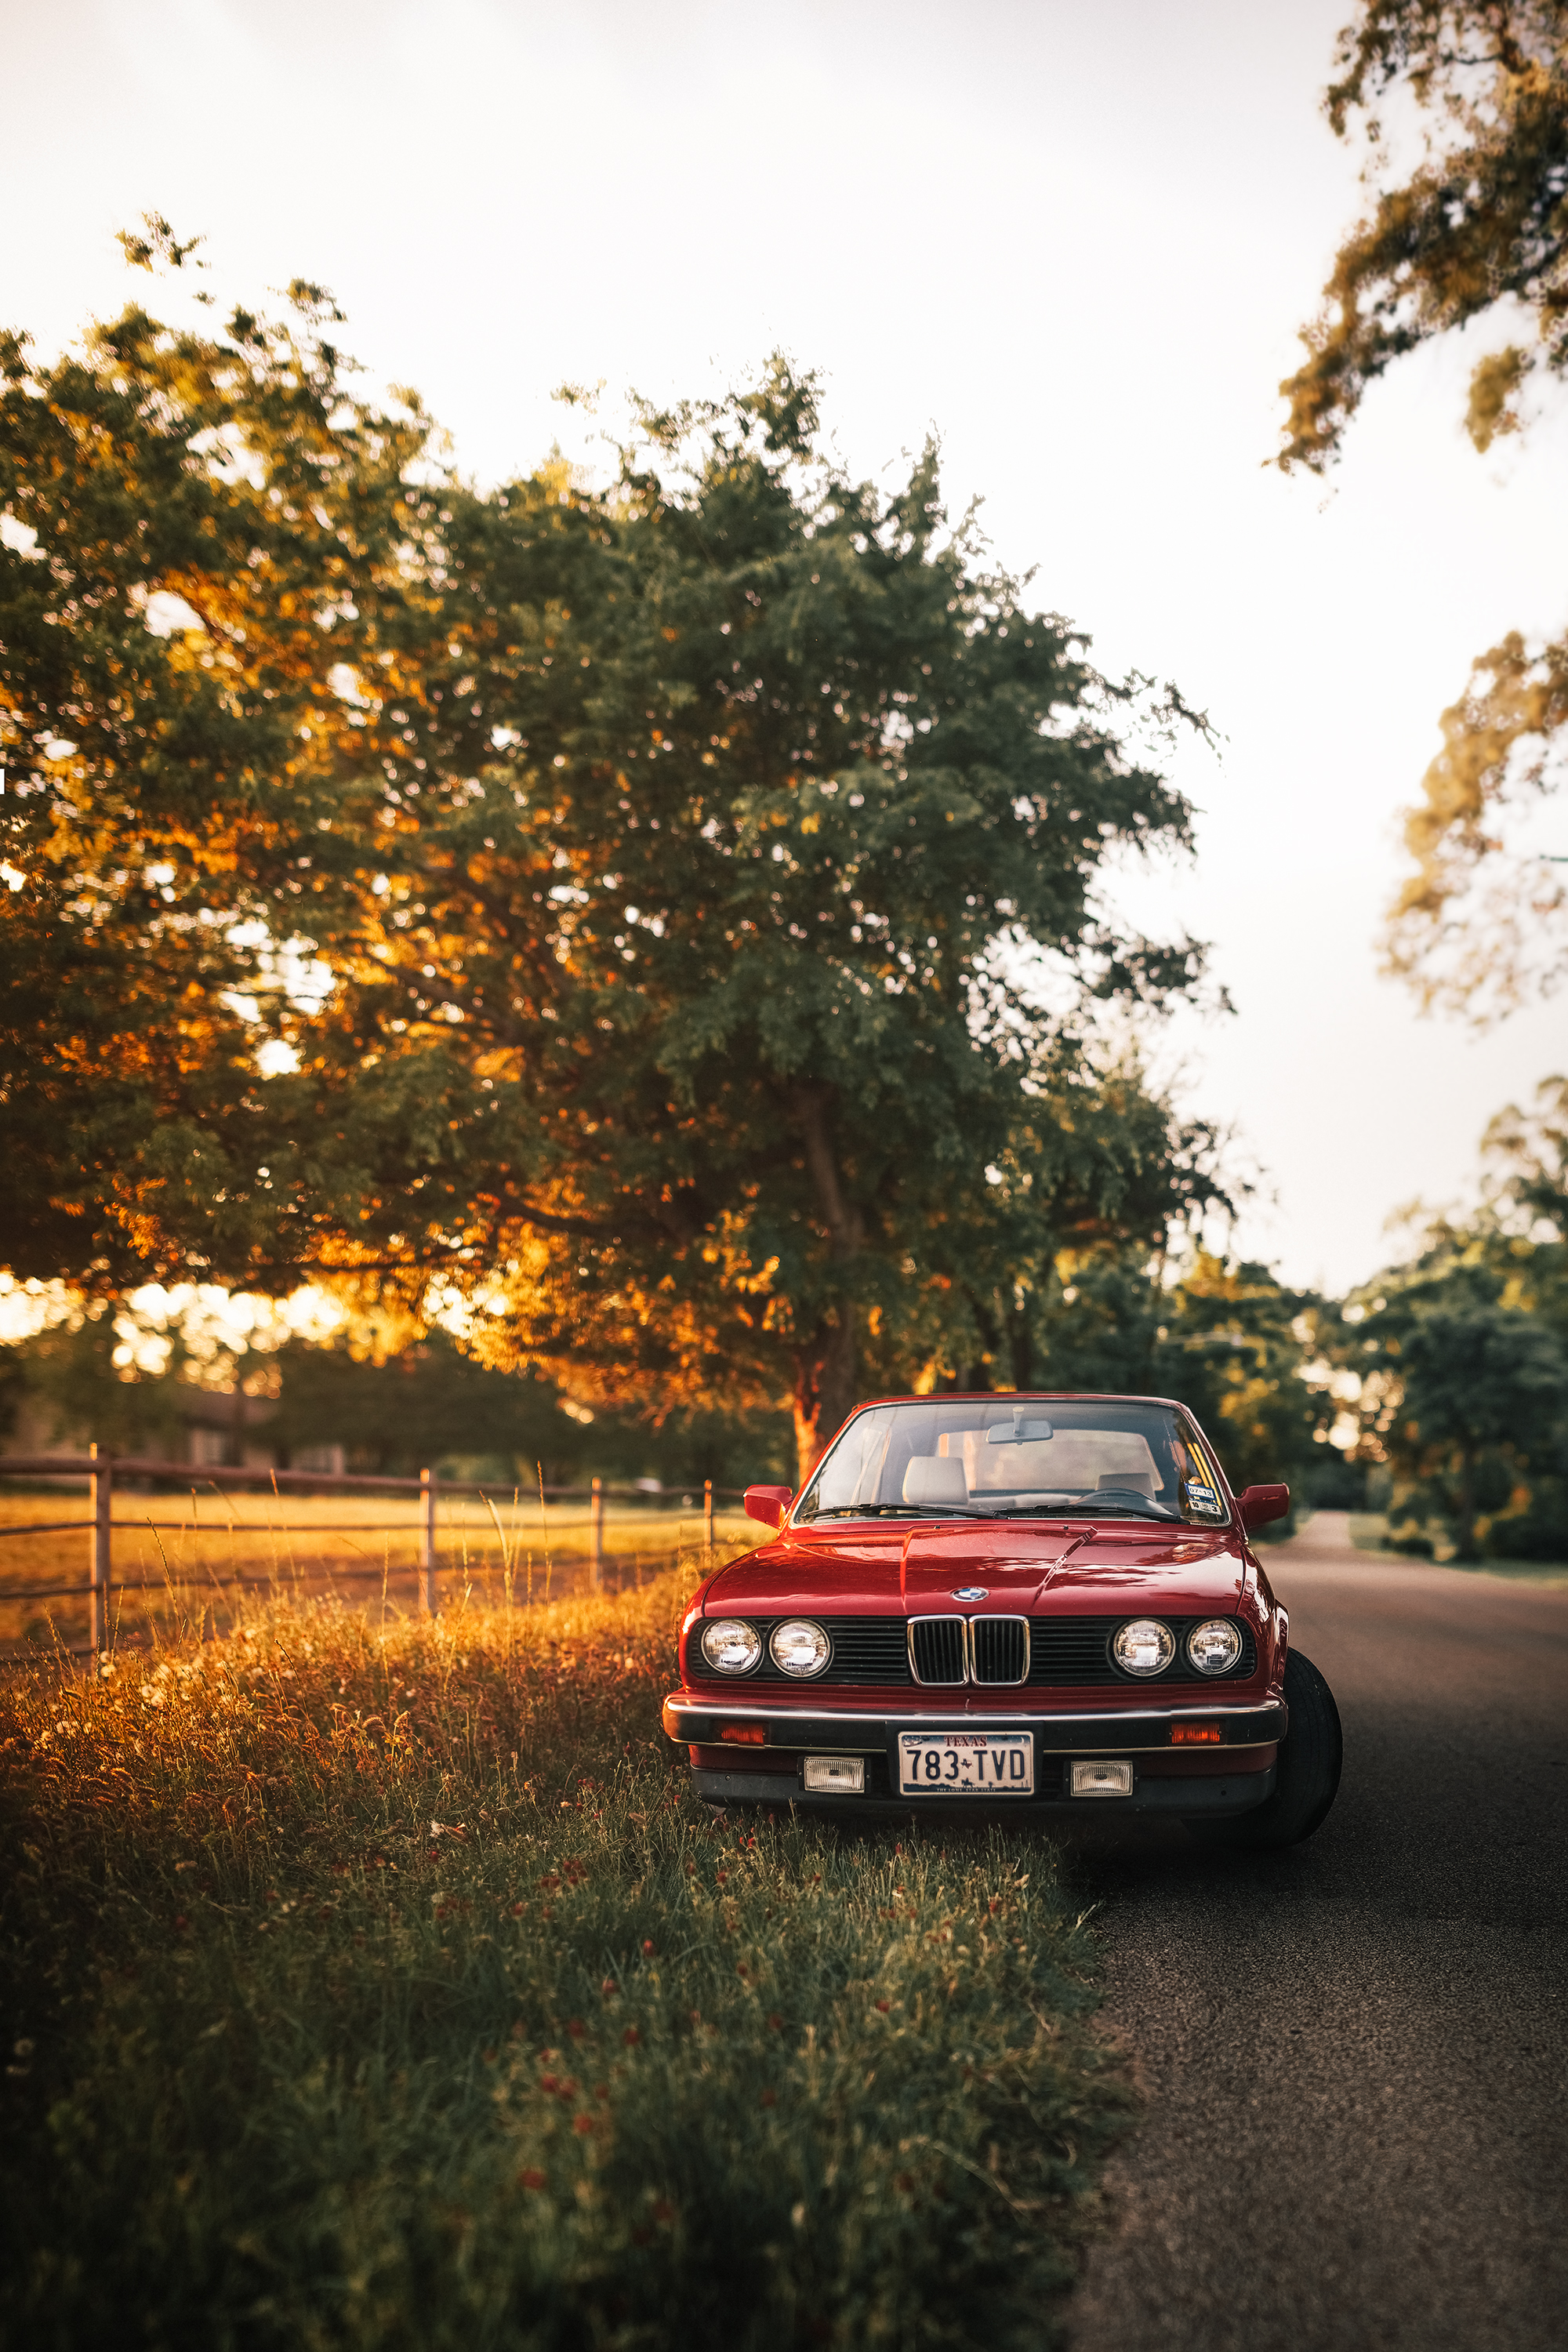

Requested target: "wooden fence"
[{"left": 0, "top": 1450, "right": 742, "bottom": 1656}]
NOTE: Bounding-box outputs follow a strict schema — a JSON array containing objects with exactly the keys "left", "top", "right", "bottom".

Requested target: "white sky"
[{"left": 5, "top": 0, "right": 1565, "bottom": 1296}]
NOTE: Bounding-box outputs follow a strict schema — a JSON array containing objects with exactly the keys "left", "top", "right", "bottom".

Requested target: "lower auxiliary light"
[
  {"left": 803, "top": 1755, "right": 865, "bottom": 1793},
  {"left": 1071, "top": 1759, "right": 1134, "bottom": 1797}
]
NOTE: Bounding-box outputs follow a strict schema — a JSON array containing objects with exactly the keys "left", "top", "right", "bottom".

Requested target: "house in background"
[
  {"left": 177, "top": 1388, "right": 345, "bottom": 1477},
  {"left": 0, "top": 1384, "right": 344, "bottom": 1477}
]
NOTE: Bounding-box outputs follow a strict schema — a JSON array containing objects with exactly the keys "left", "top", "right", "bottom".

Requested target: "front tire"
[{"left": 1188, "top": 1649, "right": 1342, "bottom": 1852}]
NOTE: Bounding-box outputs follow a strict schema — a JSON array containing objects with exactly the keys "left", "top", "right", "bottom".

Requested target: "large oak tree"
[{"left": 3, "top": 243, "right": 1218, "bottom": 1475}]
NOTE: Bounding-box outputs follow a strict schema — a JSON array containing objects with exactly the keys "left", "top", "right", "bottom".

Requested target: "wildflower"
[
  {"left": 760, "top": 2089, "right": 777, "bottom": 2108},
  {"left": 518, "top": 2168, "right": 547, "bottom": 2191},
  {"left": 622, "top": 2026, "right": 641, "bottom": 2046},
  {"left": 565, "top": 2018, "right": 584, "bottom": 2041},
  {"left": 875, "top": 1998, "right": 891, "bottom": 2013},
  {"left": 572, "top": 2113, "right": 595, "bottom": 2136}
]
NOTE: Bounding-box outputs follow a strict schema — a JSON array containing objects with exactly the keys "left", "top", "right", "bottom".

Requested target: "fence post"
[
  {"left": 703, "top": 1479, "right": 714, "bottom": 1553},
  {"left": 590, "top": 1476, "right": 604, "bottom": 1592},
  {"left": 89, "top": 1442, "right": 112, "bottom": 1658},
  {"left": 420, "top": 1468, "right": 437, "bottom": 1616}
]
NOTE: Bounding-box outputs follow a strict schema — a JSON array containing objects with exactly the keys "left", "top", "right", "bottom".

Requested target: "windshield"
[{"left": 793, "top": 1397, "right": 1231, "bottom": 1526}]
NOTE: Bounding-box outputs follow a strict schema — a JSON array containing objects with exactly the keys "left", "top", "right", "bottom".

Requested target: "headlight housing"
[
  {"left": 1186, "top": 1617, "right": 1243, "bottom": 1675},
  {"left": 1112, "top": 1617, "right": 1175, "bottom": 1677},
  {"left": 769, "top": 1618, "right": 831, "bottom": 1678},
  {"left": 700, "top": 1618, "right": 763, "bottom": 1675}
]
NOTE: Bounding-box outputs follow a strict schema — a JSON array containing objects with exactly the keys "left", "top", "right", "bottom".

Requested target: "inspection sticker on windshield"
[
  {"left": 1186, "top": 1483, "right": 1221, "bottom": 1507},
  {"left": 898, "top": 1732, "right": 1033, "bottom": 1795}
]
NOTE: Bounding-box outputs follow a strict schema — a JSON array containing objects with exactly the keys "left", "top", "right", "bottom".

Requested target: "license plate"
[{"left": 897, "top": 1731, "right": 1034, "bottom": 1796}]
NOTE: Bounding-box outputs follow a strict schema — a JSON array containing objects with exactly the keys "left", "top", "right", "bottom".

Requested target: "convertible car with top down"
[{"left": 662, "top": 1393, "right": 1342, "bottom": 1849}]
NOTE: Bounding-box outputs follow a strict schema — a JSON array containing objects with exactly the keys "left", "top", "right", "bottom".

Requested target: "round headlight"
[
  {"left": 1186, "top": 1617, "right": 1243, "bottom": 1675},
  {"left": 769, "top": 1618, "right": 831, "bottom": 1679},
  {"left": 1112, "top": 1618, "right": 1175, "bottom": 1677},
  {"left": 700, "top": 1618, "right": 762, "bottom": 1675}
]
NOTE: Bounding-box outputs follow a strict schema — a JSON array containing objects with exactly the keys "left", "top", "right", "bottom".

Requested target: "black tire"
[{"left": 1187, "top": 1649, "right": 1342, "bottom": 1852}]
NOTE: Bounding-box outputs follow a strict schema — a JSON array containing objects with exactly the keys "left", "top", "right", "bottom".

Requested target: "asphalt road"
[{"left": 1061, "top": 1511, "right": 1568, "bottom": 2352}]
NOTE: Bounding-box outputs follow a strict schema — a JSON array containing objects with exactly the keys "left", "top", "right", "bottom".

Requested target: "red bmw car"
[{"left": 662, "top": 1392, "right": 1341, "bottom": 1849}]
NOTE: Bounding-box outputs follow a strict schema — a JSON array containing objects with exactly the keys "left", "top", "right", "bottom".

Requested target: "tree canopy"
[
  {"left": 1279, "top": 3, "right": 1568, "bottom": 1019},
  {"left": 2, "top": 242, "right": 1224, "bottom": 1475}
]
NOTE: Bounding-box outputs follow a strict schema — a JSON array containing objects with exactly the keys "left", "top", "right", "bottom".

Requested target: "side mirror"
[
  {"left": 744, "top": 1483, "right": 793, "bottom": 1530},
  {"left": 1238, "top": 1483, "right": 1290, "bottom": 1531}
]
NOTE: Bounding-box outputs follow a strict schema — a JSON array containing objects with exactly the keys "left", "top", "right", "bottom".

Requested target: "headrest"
[{"left": 903, "top": 1456, "right": 969, "bottom": 1506}]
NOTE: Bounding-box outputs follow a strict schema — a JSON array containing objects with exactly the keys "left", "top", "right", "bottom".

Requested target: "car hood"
[{"left": 706, "top": 1520, "right": 1248, "bottom": 1616}]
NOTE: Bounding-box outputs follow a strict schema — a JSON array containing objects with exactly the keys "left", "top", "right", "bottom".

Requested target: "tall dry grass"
[{"left": 0, "top": 1566, "right": 1127, "bottom": 2350}]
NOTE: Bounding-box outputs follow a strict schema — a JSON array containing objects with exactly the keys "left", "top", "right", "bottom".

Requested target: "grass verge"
[
  {"left": 0, "top": 1571, "right": 1127, "bottom": 2350},
  {"left": 1346, "top": 1514, "right": 1568, "bottom": 1583}
]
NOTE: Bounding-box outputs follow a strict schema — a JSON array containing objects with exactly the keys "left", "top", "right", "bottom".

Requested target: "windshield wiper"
[
  {"left": 803, "top": 1504, "right": 980, "bottom": 1520},
  {"left": 978, "top": 1499, "right": 1185, "bottom": 1523}
]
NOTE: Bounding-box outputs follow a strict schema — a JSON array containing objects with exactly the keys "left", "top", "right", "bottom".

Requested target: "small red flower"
[
  {"left": 518, "top": 2168, "right": 547, "bottom": 2191},
  {"left": 566, "top": 2018, "right": 585, "bottom": 2041},
  {"left": 172, "top": 1915, "right": 189, "bottom": 1933},
  {"left": 572, "top": 2113, "right": 596, "bottom": 2135},
  {"left": 760, "top": 2089, "right": 777, "bottom": 2108},
  {"left": 601, "top": 1976, "right": 617, "bottom": 1996},
  {"left": 875, "top": 1998, "right": 891, "bottom": 2013},
  {"left": 622, "top": 2026, "right": 641, "bottom": 2046},
  {"left": 641, "top": 1938, "right": 655, "bottom": 1955}
]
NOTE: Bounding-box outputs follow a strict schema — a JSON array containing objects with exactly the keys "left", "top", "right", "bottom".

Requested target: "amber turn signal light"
[
  {"left": 1171, "top": 1722, "right": 1221, "bottom": 1744},
  {"left": 720, "top": 1724, "right": 766, "bottom": 1746}
]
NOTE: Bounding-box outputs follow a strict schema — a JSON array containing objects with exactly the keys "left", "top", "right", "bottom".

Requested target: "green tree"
[
  {"left": 1030, "top": 1249, "right": 1330, "bottom": 1503},
  {"left": 4, "top": 246, "right": 1221, "bottom": 1478},
  {"left": 1333, "top": 1223, "right": 1568, "bottom": 1555},
  {"left": 1279, "top": 3, "right": 1568, "bottom": 1018}
]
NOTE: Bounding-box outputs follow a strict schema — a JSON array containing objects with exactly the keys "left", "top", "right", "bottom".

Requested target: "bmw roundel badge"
[{"left": 952, "top": 1586, "right": 989, "bottom": 1600}]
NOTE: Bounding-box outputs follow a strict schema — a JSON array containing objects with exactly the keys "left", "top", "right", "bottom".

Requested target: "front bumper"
[
  {"left": 689, "top": 1765, "right": 1278, "bottom": 1817},
  {"left": 662, "top": 1691, "right": 1286, "bottom": 1817}
]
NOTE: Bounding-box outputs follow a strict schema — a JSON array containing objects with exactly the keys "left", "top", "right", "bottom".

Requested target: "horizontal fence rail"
[{"left": 0, "top": 1450, "right": 753, "bottom": 1653}]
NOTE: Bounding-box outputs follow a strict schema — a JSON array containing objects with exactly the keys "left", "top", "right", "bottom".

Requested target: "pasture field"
[
  {"left": 0, "top": 1487, "right": 761, "bottom": 1655},
  {"left": 0, "top": 1567, "right": 1127, "bottom": 2351}
]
